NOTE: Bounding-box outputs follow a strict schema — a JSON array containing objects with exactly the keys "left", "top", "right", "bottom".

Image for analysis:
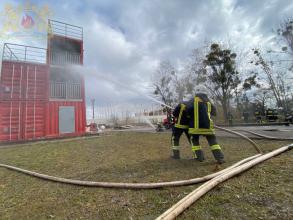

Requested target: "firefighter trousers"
[
  {"left": 172, "top": 127, "right": 190, "bottom": 150},
  {"left": 190, "top": 134, "right": 224, "bottom": 162},
  {"left": 190, "top": 134, "right": 218, "bottom": 147}
]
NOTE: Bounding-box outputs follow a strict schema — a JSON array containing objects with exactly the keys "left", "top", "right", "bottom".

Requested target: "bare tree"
[
  {"left": 152, "top": 61, "right": 179, "bottom": 107},
  {"left": 184, "top": 46, "right": 209, "bottom": 95},
  {"left": 275, "top": 71, "right": 292, "bottom": 111},
  {"left": 277, "top": 18, "right": 293, "bottom": 55},
  {"left": 253, "top": 88, "right": 273, "bottom": 112},
  {"left": 252, "top": 48, "right": 290, "bottom": 112},
  {"left": 275, "top": 18, "right": 293, "bottom": 110}
]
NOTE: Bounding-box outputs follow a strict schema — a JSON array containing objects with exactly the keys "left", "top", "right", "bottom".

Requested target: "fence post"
[{"left": 24, "top": 46, "right": 27, "bottom": 61}]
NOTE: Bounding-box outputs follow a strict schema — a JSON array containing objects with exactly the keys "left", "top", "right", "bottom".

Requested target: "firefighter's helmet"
[
  {"left": 183, "top": 94, "right": 193, "bottom": 101},
  {"left": 195, "top": 85, "right": 209, "bottom": 95}
]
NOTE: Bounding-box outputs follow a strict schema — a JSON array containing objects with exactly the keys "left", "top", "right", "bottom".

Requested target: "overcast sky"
[{"left": 1, "top": 0, "right": 293, "bottom": 115}]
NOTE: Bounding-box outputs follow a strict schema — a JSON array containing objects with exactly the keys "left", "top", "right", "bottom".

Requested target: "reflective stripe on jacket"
[
  {"left": 187, "top": 96, "right": 215, "bottom": 135},
  {"left": 173, "top": 103, "right": 189, "bottom": 129}
]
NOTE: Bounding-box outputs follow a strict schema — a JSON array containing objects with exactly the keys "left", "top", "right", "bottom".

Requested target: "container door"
[{"left": 59, "top": 106, "right": 75, "bottom": 134}]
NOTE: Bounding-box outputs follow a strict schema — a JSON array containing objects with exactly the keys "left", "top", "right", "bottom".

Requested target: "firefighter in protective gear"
[
  {"left": 254, "top": 104, "right": 263, "bottom": 123},
  {"left": 265, "top": 108, "right": 278, "bottom": 122},
  {"left": 171, "top": 95, "right": 192, "bottom": 159},
  {"left": 254, "top": 110, "right": 261, "bottom": 123},
  {"left": 186, "top": 86, "right": 225, "bottom": 164}
]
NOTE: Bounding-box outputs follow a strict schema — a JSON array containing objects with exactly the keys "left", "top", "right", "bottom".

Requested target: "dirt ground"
[{"left": 0, "top": 132, "right": 292, "bottom": 219}]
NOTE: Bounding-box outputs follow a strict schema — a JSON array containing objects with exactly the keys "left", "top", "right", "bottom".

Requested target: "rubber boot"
[
  {"left": 194, "top": 150, "right": 205, "bottom": 162},
  {"left": 212, "top": 149, "right": 225, "bottom": 164},
  {"left": 172, "top": 149, "right": 180, "bottom": 159}
]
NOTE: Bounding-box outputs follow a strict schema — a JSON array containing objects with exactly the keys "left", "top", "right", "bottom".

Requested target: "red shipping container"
[
  {"left": 47, "top": 34, "right": 83, "bottom": 65},
  {"left": 0, "top": 61, "right": 49, "bottom": 101},
  {"left": 45, "top": 101, "right": 86, "bottom": 137},
  {"left": 0, "top": 21, "right": 86, "bottom": 142},
  {"left": 0, "top": 100, "right": 46, "bottom": 141}
]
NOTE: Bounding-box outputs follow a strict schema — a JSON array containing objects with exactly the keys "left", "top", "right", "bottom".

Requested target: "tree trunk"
[{"left": 221, "top": 96, "right": 228, "bottom": 123}]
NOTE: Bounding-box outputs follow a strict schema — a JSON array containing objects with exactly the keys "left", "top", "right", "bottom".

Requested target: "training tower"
[{"left": 0, "top": 20, "right": 86, "bottom": 142}]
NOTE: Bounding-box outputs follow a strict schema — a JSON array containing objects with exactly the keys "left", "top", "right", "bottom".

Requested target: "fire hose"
[
  {"left": 1, "top": 125, "right": 292, "bottom": 189},
  {"left": 0, "top": 153, "right": 261, "bottom": 189},
  {"left": 0, "top": 123, "right": 264, "bottom": 189},
  {"left": 214, "top": 125, "right": 262, "bottom": 153},
  {"left": 235, "top": 129, "right": 293, "bottom": 141},
  {"left": 0, "top": 68, "right": 290, "bottom": 218},
  {"left": 156, "top": 144, "right": 292, "bottom": 220},
  {"left": 0, "top": 129, "right": 292, "bottom": 220}
]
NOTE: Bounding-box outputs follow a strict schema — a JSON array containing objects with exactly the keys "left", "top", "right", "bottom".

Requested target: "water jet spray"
[{"left": 70, "top": 65, "right": 262, "bottom": 152}]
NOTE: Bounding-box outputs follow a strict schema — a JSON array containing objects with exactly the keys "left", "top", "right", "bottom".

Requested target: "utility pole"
[{"left": 91, "top": 98, "right": 95, "bottom": 121}]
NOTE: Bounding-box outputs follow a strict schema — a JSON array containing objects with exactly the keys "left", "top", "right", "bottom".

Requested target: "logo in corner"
[{"left": 0, "top": 0, "right": 52, "bottom": 39}]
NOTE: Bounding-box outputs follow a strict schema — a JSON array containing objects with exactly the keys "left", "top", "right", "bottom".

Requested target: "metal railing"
[
  {"left": 50, "top": 81, "right": 81, "bottom": 99},
  {"left": 2, "top": 43, "right": 47, "bottom": 64},
  {"left": 50, "top": 51, "right": 81, "bottom": 65},
  {"left": 48, "top": 19, "right": 83, "bottom": 40}
]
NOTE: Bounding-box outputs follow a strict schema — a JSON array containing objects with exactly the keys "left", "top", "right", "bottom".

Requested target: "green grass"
[{"left": 0, "top": 132, "right": 292, "bottom": 219}]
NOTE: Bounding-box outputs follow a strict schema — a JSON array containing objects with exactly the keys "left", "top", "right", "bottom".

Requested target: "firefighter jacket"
[
  {"left": 266, "top": 109, "right": 273, "bottom": 116},
  {"left": 255, "top": 110, "right": 263, "bottom": 118},
  {"left": 186, "top": 94, "right": 216, "bottom": 135},
  {"left": 173, "top": 102, "right": 189, "bottom": 129}
]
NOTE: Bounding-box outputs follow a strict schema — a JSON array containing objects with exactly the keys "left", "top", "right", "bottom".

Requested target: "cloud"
[{"left": 1, "top": 0, "right": 293, "bottom": 115}]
